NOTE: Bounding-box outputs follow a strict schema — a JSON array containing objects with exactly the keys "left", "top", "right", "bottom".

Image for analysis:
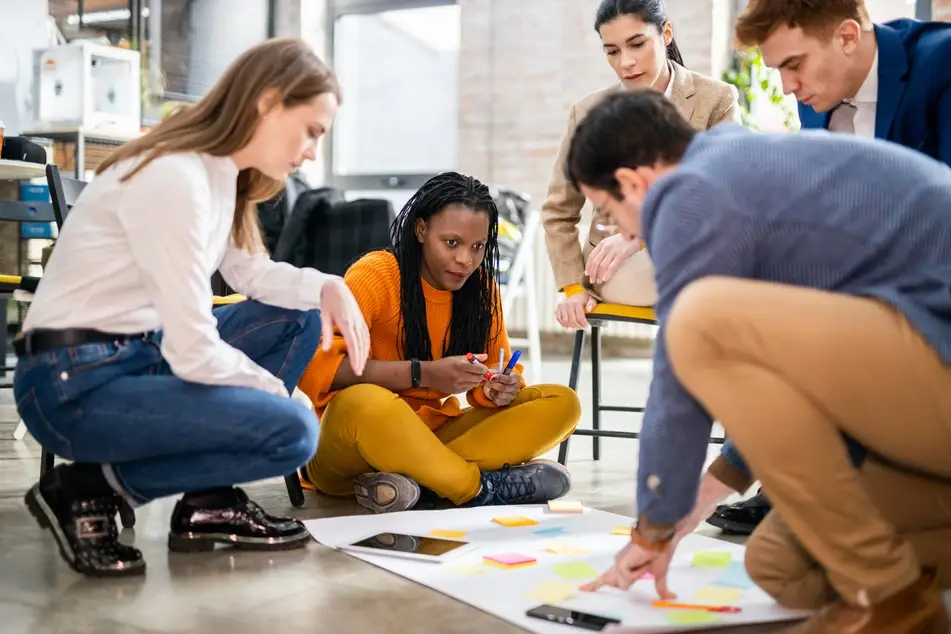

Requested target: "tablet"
[{"left": 339, "top": 531, "right": 479, "bottom": 563}]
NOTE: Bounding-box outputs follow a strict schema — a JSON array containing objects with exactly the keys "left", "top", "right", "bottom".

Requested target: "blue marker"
[{"left": 502, "top": 350, "right": 521, "bottom": 375}]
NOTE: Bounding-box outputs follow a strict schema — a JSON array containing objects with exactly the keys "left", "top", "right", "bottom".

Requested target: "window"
[{"left": 328, "top": 0, "right": 460, "bottom": 192}]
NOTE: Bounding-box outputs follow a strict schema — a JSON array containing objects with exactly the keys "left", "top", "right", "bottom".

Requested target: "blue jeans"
[{"left": 13, "top": 301, "right": 321, "bottom": 504}]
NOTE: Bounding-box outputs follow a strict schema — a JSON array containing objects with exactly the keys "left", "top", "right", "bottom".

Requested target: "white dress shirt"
[
  {"left": 829, "top": 50, "right": 878, "bottom": 137},
  {"left": 24, "top": 152, "right": 333, "bottom": 395}
]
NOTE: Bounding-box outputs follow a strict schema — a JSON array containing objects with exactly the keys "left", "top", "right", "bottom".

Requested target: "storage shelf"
[{"left": 0, "top": 159, "right": 46, "bottom": 181}]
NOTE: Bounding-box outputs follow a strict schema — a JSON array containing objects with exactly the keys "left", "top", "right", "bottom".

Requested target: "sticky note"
[
  {"left": 532, "top": 525, "right": 567, "bottom": 536},
  {"left": 525, "top": 581, "right": 576, "bottom": 603},
  {"left": 545, "top": 541, "right": 590, "bottom": 556},
  {"left": 484, "top": 553, "right": 536, "bottom": 568},
  {"left": 429, "top": 529, "right": 467, "bottom": 539},
  {"left": 552, "top": 562, "right": 599, "bottom": 580},
  {"left": 692, "top": 586, "right": 744, "bottom": 605},
  {"left": 715, "top": 562, "right": 756, "bottom": 589},
  {"left": 492, "top": 515, "right": 538, "bottom": 527},
  {"left": 446, "top": 563, "right": 490, "bottom": 576},
  {"left": 611, "top": 525, "right": 632, "bottom": 536},
  {"left": 663, "top": 610, "right": 722, "bottom": 626},
  {"left": 692, "top": 550, "right": 733, "bottom": 568},
  {"left": 547, "top": 500, "right": 584, "bottom": 513},
  {"left": 637, "top": 571, "right": 654, "bottom": 581}
]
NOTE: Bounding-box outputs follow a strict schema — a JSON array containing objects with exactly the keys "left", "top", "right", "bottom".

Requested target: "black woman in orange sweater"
[{"left": 298, "top": 172, "right": 580, "bottom": 513}]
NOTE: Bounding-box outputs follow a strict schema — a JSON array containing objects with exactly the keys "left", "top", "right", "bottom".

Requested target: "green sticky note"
[
  {"left": 552, "top": 561, "right": 599, "bottom": 580},
  {"left": 664, "top": 610, "right": 722, "bottom": 626},
  {"left": 692, "top": 550, "right": 733, "bottom": 568}
]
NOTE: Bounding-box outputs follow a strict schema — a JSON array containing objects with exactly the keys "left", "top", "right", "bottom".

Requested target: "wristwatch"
[
  {"left": 631, "top": 519, "right": 676, "bottom": 552},
  {"left": 410, "top": 358, "right": 421, "bottom": 388}
]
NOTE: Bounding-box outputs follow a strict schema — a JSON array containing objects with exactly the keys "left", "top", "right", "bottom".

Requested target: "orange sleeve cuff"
[
  {"left": 562, "top": 283, "right": 585, "bottom": 297},
  {"left": 466, "top": 384, "right": 499, "bottom": 409},
  {"left": 297, "top": 336, "right": 348, "bottom": 411}
]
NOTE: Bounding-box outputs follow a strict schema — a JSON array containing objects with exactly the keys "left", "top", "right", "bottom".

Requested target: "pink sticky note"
[
  {"left": 483, "top": 552, "right": 537, "bottom": 568},
  {"left": 638, "top": 572, "right": 654, "bottom": 581}
]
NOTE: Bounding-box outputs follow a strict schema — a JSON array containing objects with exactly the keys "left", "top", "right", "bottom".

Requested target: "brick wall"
[
  {"left": 936, "top": 0, "right": 951, "bottom": 20},
  {"left": 457, "top": 0, "right": 731, "bottom": 336}
]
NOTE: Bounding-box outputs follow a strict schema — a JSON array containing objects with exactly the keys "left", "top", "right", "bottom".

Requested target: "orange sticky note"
[
  {"left": 547, "top": 500, "right": 584, "bottom": 514},
  {"left": 429, "top": 529, "right": 467, "bottom": 539},
  {"left": 492, "top": 515, "right": 538, "bottom": 527},
  {"left": 611, "top": 525, "right": 632, "bottom": 536}
]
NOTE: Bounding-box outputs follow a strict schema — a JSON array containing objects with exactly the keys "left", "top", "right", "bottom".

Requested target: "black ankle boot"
[
  {"left": 167, "top": 487, "right": 311, "bottom": 553},
  {"left": 468, "top": 460, "right": 572, "bottom": 506},
  {"left": 705, "top": 491, "right": 772, "bottom": 535},
  {"left": 24, "top": 464, "right": 145, "bottom": 577}
]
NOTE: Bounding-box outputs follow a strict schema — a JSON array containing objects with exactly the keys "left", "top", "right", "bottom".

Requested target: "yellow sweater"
[{"left": 298, "top": 250, "right": 525, "bottom": 430}]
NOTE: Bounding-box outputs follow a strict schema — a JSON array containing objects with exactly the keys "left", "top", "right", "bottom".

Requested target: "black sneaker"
[
  {"left": 468, "top": 460, "right": 572, "bottom": 506},
  {"left": 353, "top": 473, "right": 420, "bottom": 514},
  {"left": 167, "top": 487, "right": 312, "bottom": 553},
  {"left": 24, "top": 465, "right": 145, "bottom": 577},
  {"left": 706, "top": 491, "right": 772, "bottom": 535}
]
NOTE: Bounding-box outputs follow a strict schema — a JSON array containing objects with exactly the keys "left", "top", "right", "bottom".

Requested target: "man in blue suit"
[{"left": 703, "top": 0, "right": 951, "bottom": 539}]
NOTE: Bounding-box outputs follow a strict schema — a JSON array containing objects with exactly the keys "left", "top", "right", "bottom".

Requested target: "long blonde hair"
[{"left": 97, "top": 37, "right": 341, "bottom": 252}]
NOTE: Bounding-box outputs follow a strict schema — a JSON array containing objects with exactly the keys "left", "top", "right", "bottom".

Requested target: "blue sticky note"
[
  {"left": 532, "top": 525, "right": 566, "bottom": 536},
  {"left": 715, "top": 562, "right": 756, "bottom": 590}
]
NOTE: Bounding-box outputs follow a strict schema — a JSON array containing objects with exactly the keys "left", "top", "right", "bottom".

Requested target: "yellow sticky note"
[
  {"left": 492, "top": 515, "right": 538, "bottom": 527},
  {"left": 611, "top": 525, "right": 632, "bottom": 536},
  {"left": 526, "top": 581, "right": 576, "bottom": 603},
  {"left": 545, "top": 541, "right": 590, "bottom": 556},
  {"left": 692, "top": 586, "right": 744, "bottom": 605},
  {"left": 547, "top": 500, "right": 584, "bottom": 513},
  {"left": 692, "top": 550, "right": 733, "bottom": 568},
  {"left": 663, "top": 610, "right": 722, "bottom": 626},
  {"left": 445, "top": 563, "right": 491, "bottom": 577},
  {"left": 429, "top": 529, "right": 467, "bottom": 539},
  {"left": 552, "top": 562, "right": 599, "bottom": 581}
]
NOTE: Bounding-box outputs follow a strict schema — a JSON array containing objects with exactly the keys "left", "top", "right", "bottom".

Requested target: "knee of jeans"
[
  {"left": 276, "top": 403, "right": 319, "bottom": 468},
  {"left": 300, "top": 309, "right": 322, "bottom": 337}
]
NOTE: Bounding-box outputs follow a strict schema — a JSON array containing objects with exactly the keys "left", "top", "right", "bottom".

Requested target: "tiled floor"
[{"left": 0, "top": 357, "right": 905, "bottom": 633}]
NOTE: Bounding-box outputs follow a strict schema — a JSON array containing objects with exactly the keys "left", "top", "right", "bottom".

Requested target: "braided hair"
[{"left": 388, "top": 172, "right": 501, "bottom": 361}]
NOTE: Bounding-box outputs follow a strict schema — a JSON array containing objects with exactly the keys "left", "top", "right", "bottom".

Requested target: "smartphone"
[
  {"left": 525, "top": 605, "right": 622, "bottom": 631},
  {"left": 339, "top": 532, "right": 478, "bottom": 563}
]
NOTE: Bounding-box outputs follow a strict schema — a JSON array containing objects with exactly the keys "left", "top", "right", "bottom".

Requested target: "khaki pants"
[
  {"left": 592, "top": 248, "right": 658, "bottom": 307},
  {"left": 666, "top": 277, "right": 951, "bottom": 606},
  {"left": 745, "top": 461, "right": 951, "bottom": 609}
]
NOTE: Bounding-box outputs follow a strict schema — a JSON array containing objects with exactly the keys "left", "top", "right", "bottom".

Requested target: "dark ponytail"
[{"left": 595, "top": 0, "right": 686, "bottom": 69}]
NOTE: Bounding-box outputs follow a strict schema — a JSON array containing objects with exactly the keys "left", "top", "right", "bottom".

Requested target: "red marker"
[
  {"left": 465, "top": 353, "right": 494, "bottom": 381},
  {"left": 651, "top": 601, "right": 742, "bottom": 614}
]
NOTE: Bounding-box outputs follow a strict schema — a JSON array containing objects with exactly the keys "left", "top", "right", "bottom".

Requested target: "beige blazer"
[{"left": 541, "top": 62, "right": 741, "bottom": 293}]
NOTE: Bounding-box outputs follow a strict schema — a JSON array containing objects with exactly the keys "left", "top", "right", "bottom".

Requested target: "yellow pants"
[{"left": 305, "top": 383, "right": 580, "bottom": 505}]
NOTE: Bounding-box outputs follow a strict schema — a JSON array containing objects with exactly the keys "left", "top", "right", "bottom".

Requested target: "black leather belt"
[{"left": 14, "top": 328, "right": 154, "bottom": 357}]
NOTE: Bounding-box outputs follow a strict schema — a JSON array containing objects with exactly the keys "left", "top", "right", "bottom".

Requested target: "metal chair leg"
[
  {"left": 285, "top": 472, "right": 305, "bottom": 507},
  {"left": 558, "top": 329, "right": 586, "bottom": 466},
  {"left": 591, "top": 324, "right": 602, "bottom": 461}
]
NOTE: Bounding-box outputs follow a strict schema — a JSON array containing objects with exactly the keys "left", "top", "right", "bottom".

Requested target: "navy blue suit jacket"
[
  {"left": 798, "top": 18, "right": 951, "bottom": 166},
  {"left": 718, "top": 19, "right": 951, "bottom": 485}
]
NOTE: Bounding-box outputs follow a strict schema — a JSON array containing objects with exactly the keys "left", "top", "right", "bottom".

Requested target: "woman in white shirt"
[{"left": 13, "top": 37, "right": 369, "bottom": 578}]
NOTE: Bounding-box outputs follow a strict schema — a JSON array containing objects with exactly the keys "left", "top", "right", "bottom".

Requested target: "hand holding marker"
[{"left": 466, "top": 349, "right": 521, "bottom": 382}]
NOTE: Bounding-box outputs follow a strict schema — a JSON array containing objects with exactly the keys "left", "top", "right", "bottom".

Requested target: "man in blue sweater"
[
  {"left": 709, "top": 0, "right": 951, "bottom": 536},
  {"left": 565, "top": 90, "right": 950, "bottom": 633}
]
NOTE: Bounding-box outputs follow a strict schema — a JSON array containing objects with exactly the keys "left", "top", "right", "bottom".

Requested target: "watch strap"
[{"left": 410, "top": 359, "right": 421, "bottom": 388}]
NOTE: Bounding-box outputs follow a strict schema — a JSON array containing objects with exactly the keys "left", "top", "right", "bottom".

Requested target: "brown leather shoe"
[{"left": 785, "top": 568, "right": 949, "bottom": 633}]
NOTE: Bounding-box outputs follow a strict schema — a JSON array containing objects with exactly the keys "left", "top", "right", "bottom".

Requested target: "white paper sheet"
[{"left": 304, "top": 505, "right": 808, "bottom": 633}]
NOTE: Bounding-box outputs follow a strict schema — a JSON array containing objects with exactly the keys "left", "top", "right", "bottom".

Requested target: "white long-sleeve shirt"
[{"left": 23, "top": 152, "right": 333, "bottom": 394}]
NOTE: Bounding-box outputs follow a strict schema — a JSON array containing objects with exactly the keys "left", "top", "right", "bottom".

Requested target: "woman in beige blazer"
[{"left": 544, "top": 0, "right": 741, "bottom": 329}]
